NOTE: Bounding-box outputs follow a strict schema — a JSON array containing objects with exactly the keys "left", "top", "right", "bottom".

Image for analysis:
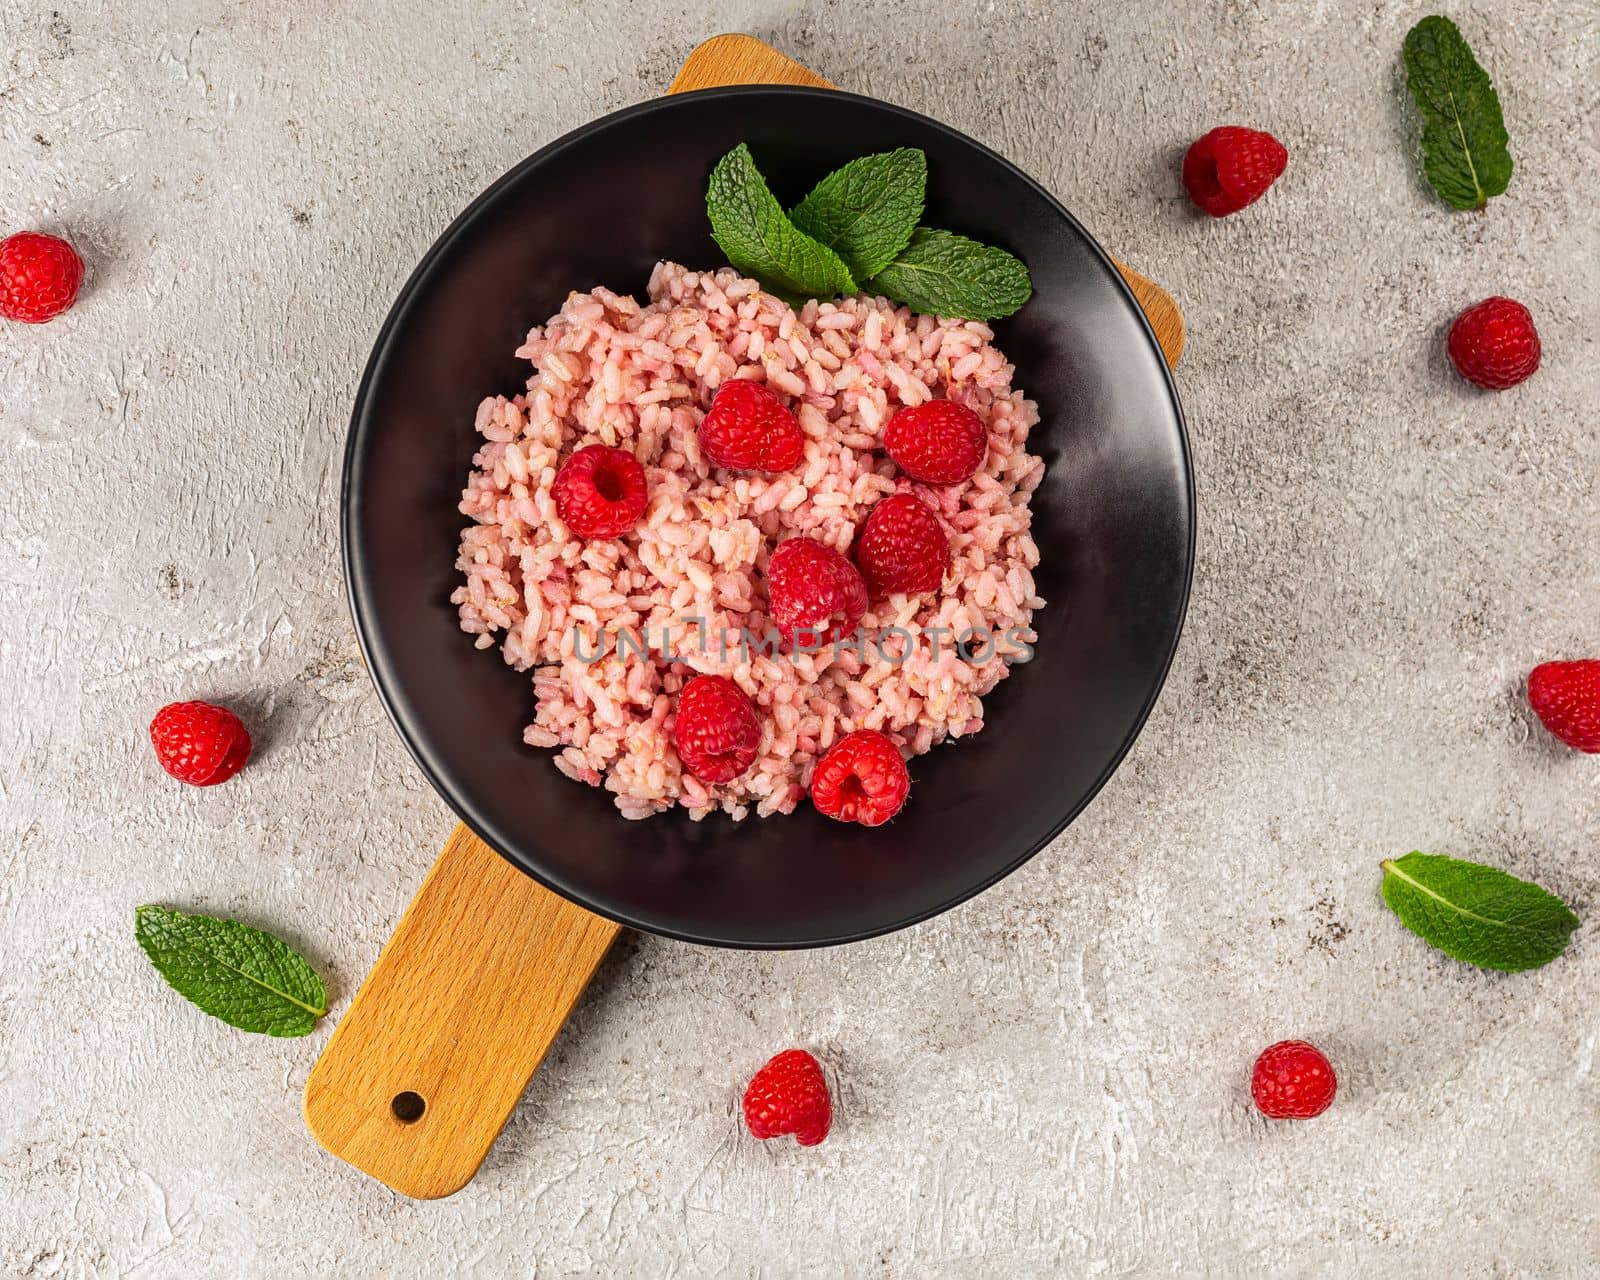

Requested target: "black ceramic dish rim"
[{"left": 340, "top": 84, "right": 1196, "bottom": 949}]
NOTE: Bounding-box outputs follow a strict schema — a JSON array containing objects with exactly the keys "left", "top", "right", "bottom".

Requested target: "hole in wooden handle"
[{"left": 391, "top": 1091, "right": 426, "bottom": 1124}]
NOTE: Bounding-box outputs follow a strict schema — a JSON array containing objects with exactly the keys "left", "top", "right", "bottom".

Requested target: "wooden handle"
[
  {"left": 304, "top": 825, "right": 620, "bottom": 1199},
  {"left": 671, "top": 33, "right": 1186, "bottom": 368}
]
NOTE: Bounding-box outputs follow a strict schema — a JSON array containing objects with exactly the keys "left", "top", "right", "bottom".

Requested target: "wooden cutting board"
[
  {"left": 304, "top": 33, "right": 1187, "bottom": 1204},
  {"left": 672, "top": 34, "right": 1185, "bottom": 367}
]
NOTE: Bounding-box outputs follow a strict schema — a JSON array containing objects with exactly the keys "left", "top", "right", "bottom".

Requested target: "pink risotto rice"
[{"left": 454, "top": 262, "right": 1045, "bottom": 821}]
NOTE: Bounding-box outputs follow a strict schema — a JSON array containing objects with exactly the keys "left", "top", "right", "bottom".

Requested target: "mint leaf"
[
  {"left": 707, "top": 144, "right": 856, "bottom": 301},
  {"left": 790, "top": 148, "right": 926, "bottom": 281},
  {"left": 1380, "top": 853, "right": 1579, "bottom": 972},
  {"left": 135, "top": 905, "right": 328, "bottom": 1036},
  {"left": 1403, "top": 16, "right": 1512, "bottom": 210},
  {"left": 868, "top": 228, "right": 1032, "bottom": 322}
]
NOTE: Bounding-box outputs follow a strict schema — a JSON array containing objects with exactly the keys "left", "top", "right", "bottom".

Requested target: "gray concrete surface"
[{"left": 3, "top": 1, "right": 1598, "bottom": 1275}]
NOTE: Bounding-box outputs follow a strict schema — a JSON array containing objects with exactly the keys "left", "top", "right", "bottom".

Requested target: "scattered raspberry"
[
  {"left": 700, "top": 377, "right": 805, "bottom": 472},
  {"left": 856, "top": 493, "right": 949, "bottom": 596},
  {"left": 742, "top": 1049, "right": 832, "bottom": 1146},
  {"left": 809, "top": 729, "right": 910, "bottom": 826},
  {"left": 552, "top": 444, "right": 649, "bottom": 539},
  {"left": 1251, "top": 1040, "right": 1337, "bottom": 1119},
  {"left": 149, "top": 701, "right": 252, "bottom": 787},
  {"left": 1527, "top": 660, "right": 1600, "bottom": 753},
  {"left": 0, "top": 231, "right": 85, "bottom": 323},
  {"left": 883, "top": 400, "right": 987, "bottom": 486},
  {"left": 673, "top": 675, "right": 763, "bottom": 783},
  {"left": 1182, "top": 126, "right": 1289, "bottom": 217},
  {"left": 765, "top": 537, "right": 868, "bottom": 647},
  {"left": 1447, "top": 297, "right": 1541, "bottom": 390}
]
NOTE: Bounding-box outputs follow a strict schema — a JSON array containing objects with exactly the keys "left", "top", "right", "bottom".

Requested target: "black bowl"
[{"left": 343, "top": 86, "right": 1192, "bottom": 948}]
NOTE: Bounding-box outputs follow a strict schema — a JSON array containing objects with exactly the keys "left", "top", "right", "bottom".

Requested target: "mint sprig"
[
  {"left": 868, "top": 227, "right": 1032, "bottom": 322},
  {"left": 135, "top": 905, "right": 328, "bottom": 1036},
  {"left": 1403, "top": 16, "right": 1512, "bottom": 210},
  {"left": 707, "top": 143, "right": 857, "bottom": 302},
  {"left": 1380, "top": 853, "right": 1579, "bottom": 972},
  {"left": 704, "top": 145, "right": 1033, "bottom": 322},
  {"left": 790, "top": 147, "right": 926, "bottom": 281}
]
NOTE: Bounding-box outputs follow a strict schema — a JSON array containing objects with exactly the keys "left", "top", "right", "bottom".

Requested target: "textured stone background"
[{"left": 3, "top": 1, "right": 1597, "bottom": 1275}]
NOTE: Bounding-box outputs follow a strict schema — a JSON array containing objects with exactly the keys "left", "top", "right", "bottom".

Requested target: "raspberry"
[
  {"left": 1182, "top": 126, "right": 1289, "bottom": 217},
  {"left": 149, "top": 701, "right": 252, "bottom": 787},
  {"left": 856, "top": 493, "right": 949, "bottom": 596},
  {"left": 700, "top": 378, "right": 805, "bottom": 472},
  {"left": 0, "top": 231, "right": 84, "bottom": 323},
  {"left": 673, "top": 674, "right": 763, "bottom": 782},
  {"left": 809, "top": 729, "right": 910, "bottom": 826},
  {"left": 1251, "top": 1040, "right": 1336, "bottom": 1119},
  {"left": 883, "top": 400, "right": 987, "bottom": 486},
  {"left": 552, "top": 444, "right": 648, "bottom": 539},
  {"left": 742, "top": 1049, "right": 832, "bottom": 1146},
  {"left": 1447, "top": 297, "right": 1541, "bottom": 390},
  {"left": 765, "top": 537, "right": 868, "bottom": 648},
  {"left": 1527, "top": 660, "right": 1600, "bottom": 753}
]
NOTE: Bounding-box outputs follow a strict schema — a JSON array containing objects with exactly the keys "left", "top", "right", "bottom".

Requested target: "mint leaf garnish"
[
  {"left": 1403, "top": 16, "right": 1512, "bottom": 210},
  {"left": 790, "top": 148, "right": 926, "bottom": 281},
  {"left": 135, "top": 905, "right": 328, "bottom": 1036},
  {"left": 868, "top": 228, "right": 1032, "bottom": 322},
  {"left": 707, "top": 144, "right": 857, "bottom": 301},
  {"left": 704, "top": 146, "right": 1033, "bottom": 319},
  {"left": 1380, "top": 853, "right": 1579, "bottom": 972}
]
